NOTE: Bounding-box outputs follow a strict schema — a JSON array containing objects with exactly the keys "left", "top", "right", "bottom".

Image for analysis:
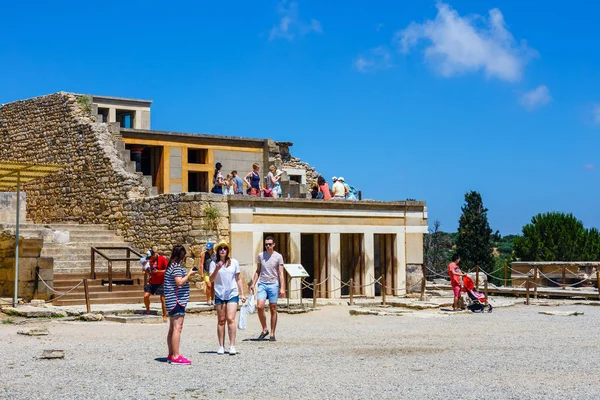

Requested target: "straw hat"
[{"left": 215, "top": 241, "right": 231, "bottom": 254}]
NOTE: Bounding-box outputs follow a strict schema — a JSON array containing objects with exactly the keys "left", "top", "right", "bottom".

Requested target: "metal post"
[
  {"left": 108, "top": 261, "right": 113, "bottom": 292},
  {"left": 504, "top": 263, "right": 507, "bottom": 287},
  {"left": 312, "top": 278, "right": 317, "bottom": 308},
  {"left": 33, "top": 266, "right": 40, "bottom": 300},
  {"left": 526, "top": 278, "right": 530, "bottom": 305},
  {"left": 596, "top": 270, "right": 600, "bottom": 301},
  {"left": 562, "top": 266, "right": 566, "bottom": 289},
  {"left": 419, "top": 264, "right": 426, "bottom": 302},
  {"left": 300, "top": 278, "right": 303, "bottom": 308},
  {"left": 126, "top": 248, "right": 131, "bottom": 279},
  {"left": 349, "top": 278, "right": 354, "bottom": 306},
  {"left": 534, "top": 267, "right": 538, "bottom": 300},
  {"left": 13, "top": 171, "right": 21, "bottom": 308},
  {"left": 90, "top": 248, "right": 95, "bottom": 279},
  {"left": 382, "top": 275, "right": 387, "bottom": 306},
  {"left": 83, "top": 279, "right": 91, "bottom": 314},
  {"left": 287, "top": 275, "right": 291, "bottom": 309}
]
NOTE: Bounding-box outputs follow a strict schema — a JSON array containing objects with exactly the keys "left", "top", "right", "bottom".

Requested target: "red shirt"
[
  {"left": 448, "top": 262, "right": 462, "bottom": 287},
  {"left": 319, "top": 183, "right": 331, "bottom": 200},
  {"left": 148, "top": 255, "right": 168, "bottom": 284}
]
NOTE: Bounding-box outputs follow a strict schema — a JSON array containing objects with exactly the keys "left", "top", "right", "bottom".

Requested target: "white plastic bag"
[
  {"left": 238, "top": 305, "right": 247, "bottom": 330},
  {"left": 246, "top": 293, "right": 255, "bottom": 314}
]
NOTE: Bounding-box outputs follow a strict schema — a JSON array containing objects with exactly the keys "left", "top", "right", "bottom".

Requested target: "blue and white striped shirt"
[{"left": 164, "top": 262, "right": 190, "bottom": 311}]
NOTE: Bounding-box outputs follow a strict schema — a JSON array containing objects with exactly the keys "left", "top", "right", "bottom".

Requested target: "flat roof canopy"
[{"left": 0, "top": 161, "right": 66, "bottom": 189}]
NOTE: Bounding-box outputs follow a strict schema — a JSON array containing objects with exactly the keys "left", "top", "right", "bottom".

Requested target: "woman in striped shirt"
[{"left": 164, "top": 245, "right": 197, "bottom": 365}]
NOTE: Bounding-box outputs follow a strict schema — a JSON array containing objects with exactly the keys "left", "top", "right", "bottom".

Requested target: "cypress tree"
[{"left": 456, "top": 191, "right": 494, "bottom": 271}]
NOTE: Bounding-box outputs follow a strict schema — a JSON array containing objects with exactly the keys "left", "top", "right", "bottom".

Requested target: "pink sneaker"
[
  {"left": 167, "top": 355, "right": 172, "bottom": 364},
  {"left": 171, "top": 355, "right": 192, "bottom": 365}
]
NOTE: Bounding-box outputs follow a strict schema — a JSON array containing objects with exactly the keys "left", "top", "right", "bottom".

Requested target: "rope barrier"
[{"left": 36, "top": 271, "right": 84, "bottom": 303}]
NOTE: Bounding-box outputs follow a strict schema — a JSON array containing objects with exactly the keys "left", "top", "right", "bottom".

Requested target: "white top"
[{"left": 210, "top": 258, "right": 241, "bottom": 301}]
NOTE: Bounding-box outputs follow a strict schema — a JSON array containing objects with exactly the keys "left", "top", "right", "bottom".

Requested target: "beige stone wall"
[
  {"left": 0, "top": 231, "right": 53, "bottom": 300},
  {"left": 0, "top": 92, "right": 147, "bottom": 224},
  {"left": 112, "top": 193, "right": 230, "bottom": 254}
]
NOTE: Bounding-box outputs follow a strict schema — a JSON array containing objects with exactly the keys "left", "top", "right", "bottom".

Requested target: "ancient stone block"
[{"left": 37, "top": 257, "right": 54, "bottom": 269}]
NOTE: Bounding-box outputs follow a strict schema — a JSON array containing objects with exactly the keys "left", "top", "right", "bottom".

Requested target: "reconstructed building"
[{"left": 0, "top": 92, "right": 427, "bottom": 303}]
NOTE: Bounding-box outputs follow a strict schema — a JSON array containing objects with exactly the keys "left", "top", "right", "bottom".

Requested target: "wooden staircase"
[{"left": 52, "top": 271, "right": 206, "bottom": 306}]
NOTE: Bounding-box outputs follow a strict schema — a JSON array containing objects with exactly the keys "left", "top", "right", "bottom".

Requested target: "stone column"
[
  {"left": 108, "top": 107, "right": 116, "bottom": 123},
  {"left": 328, "top": 233, "right": 341, "bottom": 299},
  {"left": 395, "top": 231, "right": 407, "bottom": 296},
  {"left": 130, "top": 146, "right": 144, "bottom": 173},
  {"left": 288, "top": 232, "right": 302, "bottom": 300},
  {"left": 363, "top": 233, "right": 375, "bottom": 297}
]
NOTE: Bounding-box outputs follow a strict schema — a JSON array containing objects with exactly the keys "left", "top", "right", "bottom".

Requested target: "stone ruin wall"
[
  {"left": 112, "top": 193, "right": 230, "bottom": 255},
  {"left": 268, "top": 140, "right": 321, "bottom": 198},
  {"left": 0, "top": 92, "right": 147, "bottom": 224}
]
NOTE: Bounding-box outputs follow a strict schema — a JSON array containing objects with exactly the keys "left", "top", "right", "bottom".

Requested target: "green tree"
[
  {"left": 514, "top": 212, "right": 600, "bottom": 261},
  {"left": 456, "top": 191, "right": 493, "bottom": 271},
  {"left": 423, "top": 220, "right": 453, "bottom": 277}
]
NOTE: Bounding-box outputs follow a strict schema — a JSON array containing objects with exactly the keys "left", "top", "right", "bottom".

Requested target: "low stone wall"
[
  {"left": 112, "top": 193, "right": 230, "bottom": 254},
  {"left": 0, "top": 231, "right": 53, "bottom": 301}
]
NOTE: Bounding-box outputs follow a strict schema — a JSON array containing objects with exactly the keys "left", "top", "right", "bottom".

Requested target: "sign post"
[{"left": 283, "top": 264, "right": 310, "bottom": 308}]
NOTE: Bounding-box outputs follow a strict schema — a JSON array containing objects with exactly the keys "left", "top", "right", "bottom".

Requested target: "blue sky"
[{"left": 1, "top": 0, "right": 599, "bottom": 234}]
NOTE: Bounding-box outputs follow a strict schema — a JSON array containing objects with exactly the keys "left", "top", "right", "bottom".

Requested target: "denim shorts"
[
  {"left": 257, "top": 282, "right": 279, "bottom": 304},
  {"left": 168, "top": 303, "right": 186, "bottom": 317},
  {"left": 215, "top": 295, "right": 239, "bottom": 305}
]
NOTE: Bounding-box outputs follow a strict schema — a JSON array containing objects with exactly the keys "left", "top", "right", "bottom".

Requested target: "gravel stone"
[{"left": 0, "top": 304, "right": 599, "bottom": 399}]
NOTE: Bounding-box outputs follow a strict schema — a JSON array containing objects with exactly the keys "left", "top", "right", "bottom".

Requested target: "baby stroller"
[{"left": 462, "top": 276, "right": 492, "bottom": 313}]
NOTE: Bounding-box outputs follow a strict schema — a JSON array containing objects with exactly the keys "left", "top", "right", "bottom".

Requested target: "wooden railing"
[{"left": 90, "top": 247, "right": 145, "bottom": 292}]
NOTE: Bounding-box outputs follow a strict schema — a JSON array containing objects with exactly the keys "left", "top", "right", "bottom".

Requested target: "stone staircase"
[
  {"left": 7, "top": 222, "right": 206, "bottom": 306},
  {"left": 109, "top": 125, "right": 158, "bottom": 196}
]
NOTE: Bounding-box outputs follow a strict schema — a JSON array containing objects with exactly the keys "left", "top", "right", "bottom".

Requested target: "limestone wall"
[
  {"left": 0, "top": 192, "right": 26, "bottom": 224},
  {"left": 0, "top": 231, "right": 53, "bottom": 301},
  {"left": 0, "top": 92, "right": 147, "bottom": 224},
  {"left": 112, "top": 192, "right": 230, "bottom": 254}
]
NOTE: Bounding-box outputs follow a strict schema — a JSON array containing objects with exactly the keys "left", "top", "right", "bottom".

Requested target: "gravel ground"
[{"left": 1, "top": 304, "right": 599, "bottom": 400}]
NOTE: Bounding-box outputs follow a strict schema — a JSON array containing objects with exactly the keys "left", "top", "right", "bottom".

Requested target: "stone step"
[
  {"left": 54, "top": 272, "right": 145, "bottom": 281},
  {"left": 42, "top": 247, "right": 135, "bottom": 256},
  {"left": 52, "top": 292, "right": 207, "bottom": 306},
  {"left": 41, "top": 241, "right": 132, "bottom": 249},
  {"left": 65, "top": 231, "right": 123, "bottom": 239}
]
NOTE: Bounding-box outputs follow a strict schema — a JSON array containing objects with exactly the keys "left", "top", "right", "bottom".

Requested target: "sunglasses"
[
  {"left": 218, "top": 247, "right": 228, "bottom": 252},
  {"left": 265, "top": 243, "right": 274, "bottom": 247}
]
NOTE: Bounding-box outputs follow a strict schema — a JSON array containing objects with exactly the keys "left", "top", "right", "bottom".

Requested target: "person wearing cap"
[
  {"left": 211, "top": 162, "right": 225, "bottom": 194},
  {"left": 338, "top": 176, "right": 350, "bottom": 198},
  {"left": 143, "top": 249, "right": 169, "bottom": 322},
  {"left": 250, "top": 235, "right": 285, "bottom": 341},
  {"left": 331, "top": 175, "right": 346, "bottom": 200},
  {"left": 209, "top": 241, "right": 246, "bottom": 355},
  {"left": 201, "top": 242, "right": 215, "bottom": 306}
]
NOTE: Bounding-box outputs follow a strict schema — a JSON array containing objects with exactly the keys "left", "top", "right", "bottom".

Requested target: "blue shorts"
[
  {"left": 257, "top": 282, "right": 279, "bottom": 304},
  {"left": 215, "top": 295, "right": 239, "bottom": 305},
  {"left": 168, "top": 303, "right": 186, "bottom": 317}
]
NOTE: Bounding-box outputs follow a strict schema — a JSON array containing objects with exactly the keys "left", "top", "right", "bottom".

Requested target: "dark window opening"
[
  {"left": 97, "top": 108, "right": 109, "bottom": 123},
  {"left": 289, "top": 175, "right": 302, "bottom": 184},
  {"left": 188, "top": 148, "right": 208, "bottom": 164},
  {"left": 188, "top": 171, "right": 209, "bottom": 193},
  {"left": 116, "top": 109, "right": 135, "bottom": 128}
]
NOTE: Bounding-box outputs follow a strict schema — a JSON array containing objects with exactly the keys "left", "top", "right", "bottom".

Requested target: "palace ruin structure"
[{"left": 0, "top": 92, "right": 427, "bottom": 304}]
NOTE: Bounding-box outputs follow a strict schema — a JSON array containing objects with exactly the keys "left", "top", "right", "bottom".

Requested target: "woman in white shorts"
[{"left": 209, "top": 241, "right": 246, "bottom": 355}]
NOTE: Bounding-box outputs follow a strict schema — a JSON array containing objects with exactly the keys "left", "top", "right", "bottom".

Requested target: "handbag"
[{"left": 263, "top": 189, "right": 273, "bottom": 197}]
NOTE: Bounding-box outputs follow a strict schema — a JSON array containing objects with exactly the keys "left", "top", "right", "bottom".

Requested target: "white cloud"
[
  {"left": 584, "top": 163, "right": 595, "bottom": 170},
  {"left": 592, "top": 104, "right": 600, "bottom": 125},
  {"left": 269, "top": 1, "right": 322, "bottom": 41},
  {"left": 396, "top": 2, "right": 535, "bottom": 82},
  {"left": 519, "top": 85, "right": 551, "bottom": 110},
  {"left": 355, "top": 46, "right": 392, "bottom": 73}
]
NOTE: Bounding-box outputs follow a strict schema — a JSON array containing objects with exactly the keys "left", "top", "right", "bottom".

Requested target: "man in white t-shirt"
[{"left": 250, "top": 235, "right": 285, "bottom": 341}]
